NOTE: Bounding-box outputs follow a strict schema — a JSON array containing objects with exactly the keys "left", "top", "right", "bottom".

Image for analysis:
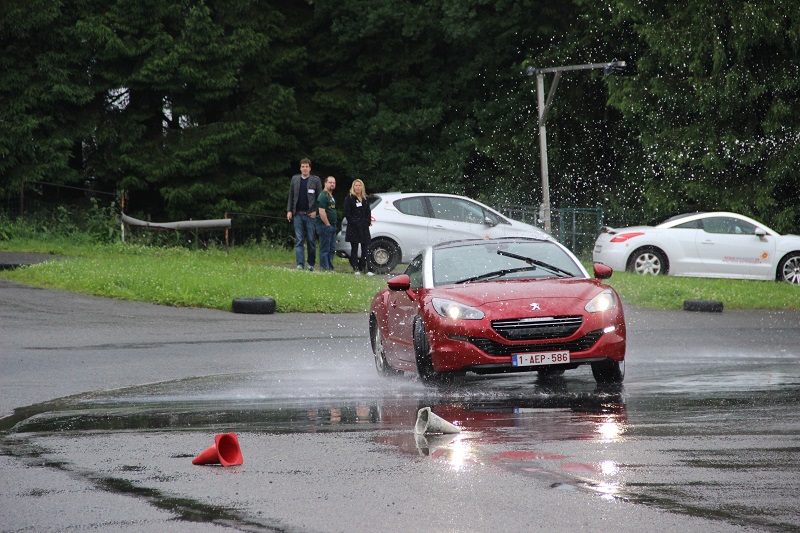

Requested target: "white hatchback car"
[
  {"left": 593, "top": 211, "right": 800, "bottom": 285},
  {"left": 336, "top": 192, "right": 551, "bottom": 274}
]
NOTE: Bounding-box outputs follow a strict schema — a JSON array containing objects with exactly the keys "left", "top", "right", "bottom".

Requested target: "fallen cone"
[
  {"left": 192, "top": 433, "right": 243, "bottom": 466},
  {"left": 414, "top": 407, "right": 461, "bottom": 435}
]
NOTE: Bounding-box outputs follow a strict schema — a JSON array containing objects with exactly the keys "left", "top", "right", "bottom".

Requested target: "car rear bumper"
[{"left": 592, "top": 242, "right": 629, "bottom": 272}]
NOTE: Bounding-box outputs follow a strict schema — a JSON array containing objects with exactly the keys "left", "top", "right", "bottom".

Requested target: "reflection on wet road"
[{"left": 6, "top": 354, "right": 800, "bottom": 531}]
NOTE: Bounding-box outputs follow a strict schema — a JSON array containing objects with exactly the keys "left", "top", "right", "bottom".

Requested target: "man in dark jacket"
[{"left": 286, "top": 158, "right": 323, "bottom": 270}]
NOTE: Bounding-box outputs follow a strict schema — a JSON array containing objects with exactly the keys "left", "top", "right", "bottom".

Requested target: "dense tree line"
[{"left": 2, "top": 0, "right": 798, "bottom": 235}]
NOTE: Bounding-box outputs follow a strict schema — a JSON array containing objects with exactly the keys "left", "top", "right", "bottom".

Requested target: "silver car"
[{"left": 335, "top": 192, "right": 551, "bottom": 274}]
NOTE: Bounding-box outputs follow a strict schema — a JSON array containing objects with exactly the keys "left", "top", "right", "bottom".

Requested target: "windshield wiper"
[
  {"left": 455, "top": 266, "right": 539, "bottom": 284},
  {"left": 496, "top": 250, "right": 574, "bottom": 278}
]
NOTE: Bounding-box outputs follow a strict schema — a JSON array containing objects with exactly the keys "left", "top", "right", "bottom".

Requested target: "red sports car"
[{"left": 369, "top": 237, "right": 626, "bottom": 384}]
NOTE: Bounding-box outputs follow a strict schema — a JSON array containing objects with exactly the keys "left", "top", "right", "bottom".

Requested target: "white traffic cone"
[
  {"left": 414, "top": 407, "right": 461, "bottom": 435},
  {"left": 414, "top": 433, "right": 457, "bottom": 456}
]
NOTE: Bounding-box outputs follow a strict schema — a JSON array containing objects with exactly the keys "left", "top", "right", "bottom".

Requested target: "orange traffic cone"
[{"left": 192, "top": 433, "right": 243, "bottom": 466}]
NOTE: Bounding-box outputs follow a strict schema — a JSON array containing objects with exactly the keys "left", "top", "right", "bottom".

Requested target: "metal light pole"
[{"left": 526, "top": 61, "right": 626, "bottom": 234}]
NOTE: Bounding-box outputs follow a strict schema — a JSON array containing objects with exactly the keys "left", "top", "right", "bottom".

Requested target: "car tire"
[
  {"left": 412, "top": 316, "right": 456, "bottom": 384},
  {"left": 368, "top": 238, "right": 400, "bottom": 274},
  {"left": 537, "top": 367, "right": 566, "bottom": 379},
  {"left": 777, "top": 252, "right": 800, "bottom": 285},
  {"left": 370, "top": 315, "right": 402, "bottom": 377},
  {"left": 591, "top": 359, "right": 625, "bottom": 384},
  {"left": 231, "top": 297, "right": 276, "bottom": 314},
  {"left": 627, "top": 246, "right": 668, "bottom": 276}
]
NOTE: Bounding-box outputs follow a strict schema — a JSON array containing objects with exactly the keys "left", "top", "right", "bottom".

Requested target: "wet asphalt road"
[{"left": 1, "top": 278, "right": 800, "bottom": 532}]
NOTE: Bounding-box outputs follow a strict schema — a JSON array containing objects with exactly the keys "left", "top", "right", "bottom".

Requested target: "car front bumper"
[{"left": 425, "top": 313, "right": 626, "bottom": 374}]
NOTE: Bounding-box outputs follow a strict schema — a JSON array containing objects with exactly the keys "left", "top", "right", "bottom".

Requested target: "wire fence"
[
  {"left": 3, "top": 181, "right": 603, "bottom": 258},
  {"left": 500, "top": 205, "right": 604, "bottom": 260}
]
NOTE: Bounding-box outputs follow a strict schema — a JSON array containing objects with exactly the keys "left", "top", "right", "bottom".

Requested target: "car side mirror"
[
  {"left": 755, "top": 228, "right": 766, "bottom": 239},
  {"left": 593, "top": 263, "right": 613, "bottom": 280},
  {"left": 483, "top": 216, "right": 497, "bottom": 227},
  {"left": 387, "top": 274, "right": 411, "bottom": 291}
]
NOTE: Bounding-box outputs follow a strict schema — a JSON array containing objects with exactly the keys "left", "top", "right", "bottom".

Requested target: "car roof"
[
  {"left": 371, "top": 191, "right": 489, "bottom": 201},
  {"left": 657, "top": 211, "right": 763, "bottom": 227},
  {"left": 432, "top": 236, "right": 553, "bottom": 250}
]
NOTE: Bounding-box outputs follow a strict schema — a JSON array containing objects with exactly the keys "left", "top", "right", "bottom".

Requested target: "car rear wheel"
[
  {"left": 777, "top": 252, "right": 800, "bottom": 285},
  {"left": 628, "top": 246, "right": 668, "bottom": 276},
  {"left": 368, "top": 238, "right": 400, "bottom": 274},
  {"left": 591, "top": 359, "right": 625, "bottom": 384},
  {"left": 370, "top": 315, "right": 401, "bottom": 377}
]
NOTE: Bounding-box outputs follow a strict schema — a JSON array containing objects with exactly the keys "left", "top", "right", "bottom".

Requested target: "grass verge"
[
  {"left": 0, "top": 243, "right": 385, "bottom": 313},
  {"left": 1, "top": 240, "right": 798, "bottom": 312}
]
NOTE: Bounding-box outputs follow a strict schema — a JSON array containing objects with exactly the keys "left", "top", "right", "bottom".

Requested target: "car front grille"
[
  {"left": 466, "top": 329, "right": 604, "bottom": 356},
  {"left": 491, "top": 315, "right": 583, "bottom": 340}
]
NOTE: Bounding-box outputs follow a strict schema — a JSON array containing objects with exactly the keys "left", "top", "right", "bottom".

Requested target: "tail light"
[{"left": 610, "top": 232, "right": 644, "bottom": 243}]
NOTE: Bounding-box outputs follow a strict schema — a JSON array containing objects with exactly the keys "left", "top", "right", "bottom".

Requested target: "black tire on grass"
[{"left": 232, "top": 297, "right": 276, "bottom": 314}]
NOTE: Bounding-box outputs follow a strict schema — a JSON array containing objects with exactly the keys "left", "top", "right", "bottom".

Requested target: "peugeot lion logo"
[{"left": 530, "top": 303, "right": 541, "bottom": 310}]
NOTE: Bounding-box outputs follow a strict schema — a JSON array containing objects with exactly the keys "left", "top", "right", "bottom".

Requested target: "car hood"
[{"left": 432, "top": 279, "right": 607, "bottom": 309}]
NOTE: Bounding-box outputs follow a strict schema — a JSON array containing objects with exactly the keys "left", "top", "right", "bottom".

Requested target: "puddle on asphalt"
[
  {"left": 4, "top": 368, "right": 799, "bottom": 531},
  {"left": 3, "top": 369, "right": 626, "bottom": 440}
]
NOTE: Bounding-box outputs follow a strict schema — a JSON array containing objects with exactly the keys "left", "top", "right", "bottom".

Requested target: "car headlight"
[
  {"left": 432, "top": 298, "right": 485, "bottom": 320},
  {"left": 585, "top": 289, "right": 618, "bottom": 313}
]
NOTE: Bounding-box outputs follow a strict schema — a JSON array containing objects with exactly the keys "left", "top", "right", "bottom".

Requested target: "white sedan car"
[
  {"left": 593, "top": 211, "right": 800, "bottom": 285},
  {"left": 336, "top": 192, "right": 551, "bottom": 274}
]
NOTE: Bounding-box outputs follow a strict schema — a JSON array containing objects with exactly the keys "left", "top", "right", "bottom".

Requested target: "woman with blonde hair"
[{"left": 343, "top": 179, "right": 373, "bottom": 275}]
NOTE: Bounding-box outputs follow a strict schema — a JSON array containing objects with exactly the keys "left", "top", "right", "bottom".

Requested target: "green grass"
[
  {"left": 1, "top": 239, "right": 798, "bottom": 312},
  {"left": 601, "top": 269, "right": 799, "bottom": 310},
  {"left": 0, "top": 242, "right": 385, "bottom": 313}
]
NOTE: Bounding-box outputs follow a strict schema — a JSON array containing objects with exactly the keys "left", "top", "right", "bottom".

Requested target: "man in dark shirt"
[
  {"left": 316, "top": 176, "right": 337, "bottom": 271},
  {"left": 286, "top": 158, "right": 323, "bottom": 270}
]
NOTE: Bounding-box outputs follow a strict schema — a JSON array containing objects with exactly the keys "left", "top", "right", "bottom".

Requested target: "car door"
[
  {"left": 664, "top": 219, "right": 707, "bottom": 274},
  {"left": 427, "top": 196, "right": 505, "bottom": 245},
  {"left": 384, "top": 255, "right": 424, "bottom": 364},
  {"left": 694, "top": 216, "right": 777, "bottom": 278},
  {"left": 391, "top": 196, "right": 435, "bottom": 259}
]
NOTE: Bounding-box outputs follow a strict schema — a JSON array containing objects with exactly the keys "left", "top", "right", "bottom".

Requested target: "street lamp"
[{"left": 525, "top": 61, "right": 626, "bottom": 233}]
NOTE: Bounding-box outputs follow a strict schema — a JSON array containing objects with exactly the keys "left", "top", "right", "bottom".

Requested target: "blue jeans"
[
  {"left": 293, "top": 213, "right": 316, "bottom": 267},
  {"left": 317, "top": 224, "right": 336, "bottom": 270}
]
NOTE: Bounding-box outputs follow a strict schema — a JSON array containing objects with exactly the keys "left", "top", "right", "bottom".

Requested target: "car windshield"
[{"left": 432, "top": 240, "right": 584, "bottom": 286}]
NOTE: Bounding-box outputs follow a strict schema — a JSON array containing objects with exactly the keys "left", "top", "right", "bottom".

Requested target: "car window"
[
  {"left": 429, "top": 197, "right": 485, "bottom": 224},
  {"left": 405, "top": 254, "right": 424, "bottom": 288},
  {"left": 432, "top": 240, "right": 583, "bottom": 286},
  {"left": 674, "top": 219, "right": 703, "bottom": 229},
  {"left": 484, "top": 209, "right": 509, "bottom": 226},
  {"left": 702, "top": 217, "right": 758, "bottom": 235},
  {"left": 394, "top": 197, "right": 429, "bottom": 217},
  {"left": 369, "top": 195, "right": 381, "bottom": 209}
]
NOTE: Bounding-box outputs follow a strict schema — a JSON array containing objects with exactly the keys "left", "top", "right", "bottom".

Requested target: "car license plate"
[{"left": 512, "top": 351, "right": 570, "bottom": 367}]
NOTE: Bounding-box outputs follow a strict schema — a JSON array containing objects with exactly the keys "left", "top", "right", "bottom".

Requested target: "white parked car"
[
  {"left": 336, "top": 192, "right": 551, "bottom": 274},
  {"left": 593, "top": 211, "right": 800, "bottom": 285}
]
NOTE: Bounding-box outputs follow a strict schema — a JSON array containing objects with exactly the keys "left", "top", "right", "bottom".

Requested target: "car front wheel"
[
  {"left": 591, "top": 359, "right": 625, "bottom": 384},
  {"left": 368, "top": 238, "right": 400, "bottom": 274},
  {"left": 537, "top": 367, "right": 566, "bottom": 379},
  {"left": 412, "top": 316, "right": 456, "bottom": 384},
  {"left": 628, "top": 246, "right": 668, "bottom": 276},
  {"left": 777, "top": 252, "right": 800, "bottom": 285}
]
